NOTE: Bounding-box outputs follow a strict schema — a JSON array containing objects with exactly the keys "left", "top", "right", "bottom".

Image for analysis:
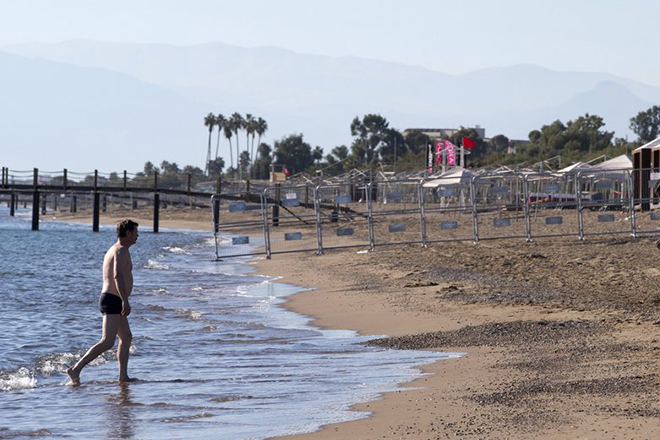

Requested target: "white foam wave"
[
  {"left": 0, "top": 367, "right": 37, "bottom": 391},
  {"left": 145, "top": 260, "right": 170, "bottom": 270},
  {"left": 163, "top": 246, "right": 192, "bottom": 255},
  {"left": 176, "top": 308, "right": 203, "bottom": 320},
  {"left": 36, "top": 352, "right": 77, "bottom": 375}
]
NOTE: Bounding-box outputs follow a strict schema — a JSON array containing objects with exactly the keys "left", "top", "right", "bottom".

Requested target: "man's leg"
[
  {"left": 67, "top": 314, "right": 119, "bottom": 385},
  {"left": 117, "top": 315, "right": 133, "bottom": 382}
]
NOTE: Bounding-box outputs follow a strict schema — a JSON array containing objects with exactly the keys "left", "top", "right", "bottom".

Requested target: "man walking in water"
[{"left": 68, "top": 220, "right": 139, "bottom": 385}]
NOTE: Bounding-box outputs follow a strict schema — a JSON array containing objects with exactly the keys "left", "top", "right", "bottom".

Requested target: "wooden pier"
[{"left": 0, "top": 167, "right": 217, "bottom": 232}]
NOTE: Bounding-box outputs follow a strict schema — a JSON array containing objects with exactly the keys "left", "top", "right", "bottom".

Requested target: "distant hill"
[
  {"left": 2, "top": 40, "right": 659, "bottom": 170},
  {"left": 0, "top": 51, "right": 208, "bottom": 172}
]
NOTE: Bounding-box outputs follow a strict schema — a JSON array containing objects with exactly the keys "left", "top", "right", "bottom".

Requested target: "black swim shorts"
[{"left": 99, "top": 293, "right": 123, "bottom": 315}]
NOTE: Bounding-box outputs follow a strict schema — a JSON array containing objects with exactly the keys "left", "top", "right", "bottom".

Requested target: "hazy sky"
[{"left": 0, "top": 0, "right": 658, "bottom": 85}]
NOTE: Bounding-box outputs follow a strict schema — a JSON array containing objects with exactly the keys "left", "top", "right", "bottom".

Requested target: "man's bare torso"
[{"left": 102, "top": 243, "right": 133, "bottom": 297}]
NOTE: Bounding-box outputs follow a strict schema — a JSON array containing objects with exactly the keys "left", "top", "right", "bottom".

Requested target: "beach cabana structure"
[
  {"left": 633, "top": 137, "right": 660, "bottom": 210},
  {"left": 587, "top": 154, "right": 632, "bottom": 179},
  {"left": 422, "top": 168, "right": 476, "bottom": 209},
  {"left": 556, "top": 161, "right": 592, "bottom": 175},
  {"left": 422, "top": 168, "right": 476, "bottom": 188}
]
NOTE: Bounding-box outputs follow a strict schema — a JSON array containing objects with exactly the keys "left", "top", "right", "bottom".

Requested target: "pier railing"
[{"left": 0, "top": 167, "right": 241, "bottom": 232}]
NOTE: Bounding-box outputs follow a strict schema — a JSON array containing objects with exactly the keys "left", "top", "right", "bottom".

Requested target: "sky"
[{"left": 0, "top": 0, "right": 658, "bottom": 86}]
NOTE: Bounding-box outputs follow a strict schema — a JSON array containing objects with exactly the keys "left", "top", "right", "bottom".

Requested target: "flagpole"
[{"left": 460, "top": 143, "right": 465, "bottom": 168}]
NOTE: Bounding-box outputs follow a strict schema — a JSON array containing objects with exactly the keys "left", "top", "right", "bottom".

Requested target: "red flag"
[
  {"left": 283, "top": 166, "right": 291, "bottom": 176},
  {"left": 462, "top": 136, "right": 476, "bottom": 149}
]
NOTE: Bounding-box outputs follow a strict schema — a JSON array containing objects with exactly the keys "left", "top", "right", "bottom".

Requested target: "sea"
[{"left": 0, "top": 205, "right": 458, "bottom": 440}]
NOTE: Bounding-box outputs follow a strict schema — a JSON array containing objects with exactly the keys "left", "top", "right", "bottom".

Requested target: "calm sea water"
[{"left": 0, "top": 206, "right": 457, "bottom": 440}]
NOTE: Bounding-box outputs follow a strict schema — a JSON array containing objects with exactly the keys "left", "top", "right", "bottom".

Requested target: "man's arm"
[{"left": 113, "top": 248, "right": 132, "bottom": 316}]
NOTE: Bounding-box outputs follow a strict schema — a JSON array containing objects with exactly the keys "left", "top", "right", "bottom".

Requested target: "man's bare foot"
[
  {"left": 118, "top": 376, "right": 137, "bottom": 383},
  {"left": 67, "top": 367, "right": 80, "bottom": 386}
]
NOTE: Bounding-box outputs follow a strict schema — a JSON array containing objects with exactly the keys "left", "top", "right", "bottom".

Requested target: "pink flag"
[
  {"left": 435, "top": 141, "right": 444, "bottom": 165},
  {"left": 445, "top": 140, "right": 456, "bottom": 166}
]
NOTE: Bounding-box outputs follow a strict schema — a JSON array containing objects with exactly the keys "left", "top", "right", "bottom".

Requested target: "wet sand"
[
  {"left": 45, "top": 208, "right": 660, "bottom": 438},
  {"left": 257, "top": 239, "right": 660, "bottom": 439}
]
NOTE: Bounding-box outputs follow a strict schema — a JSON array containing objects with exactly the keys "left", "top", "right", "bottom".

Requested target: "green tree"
[
  {"left": 208, "top": 157, "right": 225, "bottom": 177},
  {"left": 489, "top": 134, "right": 510, "bottom": 153},
  {"left": 448, "top": 127, "right": 486, "bottom": 158},
  {"left": 182, "top": 165, "right": 204, "bottom": 179},
  {"left": 160, "top": 161, "right": 180, "bottom": 174},
  {"left": 239, "top": 151, "right": 251, "bottom": 177},
  {"left": 377, "top": 128, "right": 405, "bottom": 164},
  {"left": 143, "top": 161, "right": 158, "bottom": 175},
  {"left": 312, "top": 146, "right": 324, "bottom": 167},
  {"left": 403, "top": 130, "right": 430, "bottom": 155},
  {"left": 274, "top": 134, "right": 314, "bottom": 175},
  {"left": 630, "top": 105, "right": 660, "bottom": 144},
  {"left": 350, "top": 114, "right": 391, "bottom": 167},
  {"left": 252, "top": 143, "right": 272, "bottom": 180},
  {"left": 331, "top": 145, "right": 349, "bottom": 161},
  {"left": 528, "top": 130, "right": 541, "bottom": 143}
]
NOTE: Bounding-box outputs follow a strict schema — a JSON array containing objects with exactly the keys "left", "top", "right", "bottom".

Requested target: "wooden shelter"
[{"left": 633, "top": 137, "right": 660, "bottom": 211}]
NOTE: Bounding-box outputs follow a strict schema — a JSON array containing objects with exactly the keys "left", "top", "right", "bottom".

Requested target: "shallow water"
[{"left": 0, "top": 207, "right": 457, "bottom": 439}]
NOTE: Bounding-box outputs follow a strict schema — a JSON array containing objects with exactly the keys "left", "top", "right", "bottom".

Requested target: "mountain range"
[{"left": 1, "top": 40, "right": 658, "bottom": 172}]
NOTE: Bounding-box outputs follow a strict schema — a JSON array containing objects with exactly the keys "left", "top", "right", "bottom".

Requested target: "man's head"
[{"left": 117, "top": 219, "right": 139, "bottom": 245}]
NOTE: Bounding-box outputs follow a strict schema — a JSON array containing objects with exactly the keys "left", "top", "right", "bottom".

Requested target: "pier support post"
[
  {"left": 212, "top": 196, "right": 220, "bottom": 233},
  {"left": 92, "top": 192, "right": 100, "bottom": 232},
  {"left": 32, "top": 168, "right": 39, "bottom": 231},
  {"left": 9, "top": 192, "right": 15, "bottom": 216},
  {"left": 92, "top": 170, "right": 99, "bottom": 232},
  {"left": 153, "top": 193, "right": 160, "bottom": 233}
]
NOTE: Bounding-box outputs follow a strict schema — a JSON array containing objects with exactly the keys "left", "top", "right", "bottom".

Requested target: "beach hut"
[
  {"left": 422, "top": 168, "right": 476, "bottom": 188},
  {"left": 632, "top": 137, "right": 660, "bottom": 210},
  {"left": 556, "top": 162, "right": 592, "bottom": 175},
  {"left": 422, "top": 168, "right": 476, "bottom": 208},
  {"left": 588, "top": 154, "right": 632, "bottom": 179}
]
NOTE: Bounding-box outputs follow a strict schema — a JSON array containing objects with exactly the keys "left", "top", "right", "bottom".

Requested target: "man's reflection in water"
[{"left": 105, "top": 383, "right": 136, "bottom": 439}]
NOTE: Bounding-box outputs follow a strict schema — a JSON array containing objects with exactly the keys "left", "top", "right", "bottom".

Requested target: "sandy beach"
[
  {"left": 257, "top": 237, "right": 660, "bottom": 440},
  {"left": 46, "top": 209, "right": 660, "bottom": 438}
]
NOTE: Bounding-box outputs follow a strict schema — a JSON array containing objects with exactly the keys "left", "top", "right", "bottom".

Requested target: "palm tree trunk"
[
  {"left": 215, "top": 130, "right": 221, "bottom": 159},
  {"left": 235, "top": 133, "right": 241, "bottom": 180},
  {"left": 246, "top": 132, "right": 252, "bottom": 178},
  {"left": 206, "top": 131, "right": 212, "bottom": 176},
  {"left": 228, "top": 138, "right": 233, "bottom": 170}
]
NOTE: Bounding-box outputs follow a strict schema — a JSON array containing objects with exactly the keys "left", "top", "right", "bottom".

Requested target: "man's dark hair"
[{"left": 117, "top": 219, "right": 139, "bottom": 238}]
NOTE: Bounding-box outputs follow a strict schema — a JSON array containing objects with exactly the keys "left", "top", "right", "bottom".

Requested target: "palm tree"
[
  {"left": 214, "top": 114, "right": 225, "bottom": 159},
  {"left": 245, "top": 113, "right": 255, "bottom": 163},
  {"left": 223, "top": 119, "right": 234, "bottom": 172},
  {"left": 203, "top": 113, "right": 216, "bottom": 176},
  {"left": 230, "top": 113, "right": 245, "bottom": 180},
  {"left": 255, "top": 117, "right": 268, "bottom": 158}
]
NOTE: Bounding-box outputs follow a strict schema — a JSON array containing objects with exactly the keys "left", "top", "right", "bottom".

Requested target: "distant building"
[{"left": 402, "top": 125, "right": 486, "bottom": 140}]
